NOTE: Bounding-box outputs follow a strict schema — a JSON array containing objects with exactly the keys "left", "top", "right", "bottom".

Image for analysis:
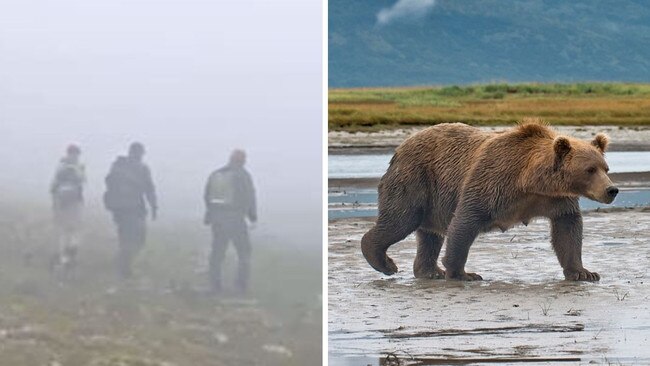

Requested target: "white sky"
[{"left": 0, "top": 0, "right": 322, "bottom": 243}]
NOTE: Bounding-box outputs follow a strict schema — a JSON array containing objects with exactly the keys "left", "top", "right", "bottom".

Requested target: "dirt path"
[{"left": 328, "top": 208, "right": 650, "bottom": 365}]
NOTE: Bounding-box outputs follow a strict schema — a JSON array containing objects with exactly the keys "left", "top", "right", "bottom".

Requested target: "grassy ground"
[
  {"left": 0, "top": 202, "right": 321, "bottom": 366},
  {"left": 329, "top": 82, "right": 650, "bottom": 131}
]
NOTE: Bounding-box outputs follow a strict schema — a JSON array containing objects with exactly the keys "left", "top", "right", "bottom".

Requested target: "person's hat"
[
  {"left": 129, "top": 142, "right": 145, "bottom": 156},
  {"left": 66, "top": 144, "right": 81, "bottom": 155},
  {"left": 230, "top": 149, "right": 246, "bottom": 165}
]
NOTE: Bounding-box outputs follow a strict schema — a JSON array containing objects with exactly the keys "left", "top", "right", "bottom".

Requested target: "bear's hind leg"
[
  {"left": 413, "top": 230, "right": 445, "bottom": 279},
  {"left": 442, "top": 207, "right": 485, "bottom": 281},
  {"left": 361, "top": 213, "right": 421, "bottom": 276}
]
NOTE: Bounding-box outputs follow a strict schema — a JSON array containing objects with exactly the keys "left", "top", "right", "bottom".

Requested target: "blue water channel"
[
  {"left": 329, "top": 152, "right": 650, "bottom": 220},
  {"left": 329, "top": 151, "right": 650, "bottom": 179}
]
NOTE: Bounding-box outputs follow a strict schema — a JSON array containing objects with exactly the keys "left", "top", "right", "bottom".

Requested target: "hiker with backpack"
[
  {"left": 50, "top": 144, "right": 86, "bottom": 272},
  {"left": 103, "top": 142, "right": 158, "bottom": 279},
  {"left": 204, "top": 149, "right": 257, "bottom": 294}
]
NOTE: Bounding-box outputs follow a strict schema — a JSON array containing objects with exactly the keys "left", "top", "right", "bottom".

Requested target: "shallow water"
[
  {"left": 328, "top": 151, "right": 650, "bottom": 179},
  {"left": 328, "top": 210, "right": 650, "bottom": 365}
]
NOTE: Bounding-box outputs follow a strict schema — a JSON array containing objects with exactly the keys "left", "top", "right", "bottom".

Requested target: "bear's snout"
[{"left": 606, "top": 186, "right": 619, "bottom": 199}]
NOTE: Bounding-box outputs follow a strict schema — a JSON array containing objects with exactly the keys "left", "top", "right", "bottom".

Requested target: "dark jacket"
[
  {"left": 204, "top": 164, "right": 256, "bottom": 223},
  {"left": 104, "top": 156, "right": 157, "bottom": 215}
]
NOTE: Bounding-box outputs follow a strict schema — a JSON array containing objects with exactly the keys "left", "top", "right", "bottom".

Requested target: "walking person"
[
  {"left": 50, "top": 144, "right": 86, "bottom": 273},
  {"left": 103, "top": 142, "right": 157, "bottom": 279},
  {"left": 204, "top": 149, "right": 257, "bottom": 294}
]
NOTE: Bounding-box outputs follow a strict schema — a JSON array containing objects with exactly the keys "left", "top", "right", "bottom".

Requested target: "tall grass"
[{"left": 329, "top": 82, "right": 650, "bottom": 131}]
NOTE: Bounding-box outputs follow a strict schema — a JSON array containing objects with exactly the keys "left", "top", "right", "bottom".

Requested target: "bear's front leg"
[
  {"left": 550, "top": 212, "right": 600, "bottom": 282},
  {"left": 442, "top": 209, "right": 485, "bottom": 281}
]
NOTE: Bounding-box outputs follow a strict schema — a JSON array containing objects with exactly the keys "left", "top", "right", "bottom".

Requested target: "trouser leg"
[
  {"left": 57, "top": 227, "right": 68, "bottom": 261},
  {"left": 62, "top": 229, "right": 78, "bottom": 269},
  {"left": 116, "top": 218, "right": 132, "bottom": 278},
  {"left": 233, "top": 224, "right": 251, "bottom": 292},
  {"left": 209, "top": 224, "right": 229, "bottom": 291},
  {"left": 115, "top": 212, "right": 146, "bottom": 279}
]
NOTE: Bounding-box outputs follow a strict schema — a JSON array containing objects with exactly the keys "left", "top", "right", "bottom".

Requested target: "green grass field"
[
  {"left": 329, "top": 82, "right": 650, "bottom": 131},
  {"left": 0, "top": 203, "right": 321, "bottom": 366}
]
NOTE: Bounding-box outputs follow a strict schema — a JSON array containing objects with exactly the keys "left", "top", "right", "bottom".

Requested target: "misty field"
[
  {"left": 329, "top": 82, "right": 650, "bottom": 131},
  {"left": 0, "top": 203, "right": 321, "bottom": 366}
]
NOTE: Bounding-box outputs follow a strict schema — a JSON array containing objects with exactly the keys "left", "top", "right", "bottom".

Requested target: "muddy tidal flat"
[{"left": 328, "top": 208, "right": 650, "bottom": 365}]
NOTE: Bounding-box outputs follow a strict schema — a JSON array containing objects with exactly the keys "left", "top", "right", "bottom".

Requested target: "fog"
[{"left": 0, "top": 0, "right": 323, "bottom": 246}]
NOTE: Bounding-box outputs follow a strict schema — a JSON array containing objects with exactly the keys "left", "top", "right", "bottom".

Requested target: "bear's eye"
[{"left": 587, "top": 167, "right": 597, "bottom": 174}]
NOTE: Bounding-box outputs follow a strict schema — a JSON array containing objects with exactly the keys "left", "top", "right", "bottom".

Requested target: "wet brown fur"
[{"left": 361, "top": 119, "right": 615, "bottom": 281}]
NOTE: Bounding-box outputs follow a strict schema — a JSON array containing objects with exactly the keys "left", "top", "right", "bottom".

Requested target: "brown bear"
[{"left": 361, "top": 119, "right": 617, "bottom": 281}]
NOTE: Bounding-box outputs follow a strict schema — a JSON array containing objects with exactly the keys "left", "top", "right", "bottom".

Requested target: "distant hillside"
[{"left": 329, "top": 0, "right": 650, "bottom": 87}]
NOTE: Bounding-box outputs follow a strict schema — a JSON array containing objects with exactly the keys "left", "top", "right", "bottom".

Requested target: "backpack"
[
  {"left": 207, "top": 170, "right": 235, "bottom": 207},
  {"left": 53, "top": 166, "right": 82, "bottom": 208},
  {"left": 103, "top": 158, "right": 142, "bottom": 212},
  {"left": 103, "top": 167, "right": 125, "bottom": 211}
]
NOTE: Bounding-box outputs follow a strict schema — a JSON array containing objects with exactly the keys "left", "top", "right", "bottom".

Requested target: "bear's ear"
[
  {"left": 554, "top": 136, "right": 571, "bottom": 157},
  {"left": 591, "top": 133, "right": 609, "bottom": 153},
  {"left": 553, "top": 136, "right": 571, "bottom": 169}
]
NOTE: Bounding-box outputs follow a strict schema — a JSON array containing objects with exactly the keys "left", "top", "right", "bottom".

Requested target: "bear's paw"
[{"left": 564, "top": 268, "right": 600, "bottom": 281}]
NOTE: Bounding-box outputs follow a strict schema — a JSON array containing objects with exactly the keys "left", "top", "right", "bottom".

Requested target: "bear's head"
[{"left": 553, "top": 133, "right": 618, "bottom": 204}]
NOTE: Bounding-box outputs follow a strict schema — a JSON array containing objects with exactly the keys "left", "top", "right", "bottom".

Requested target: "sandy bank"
[{"left": 329, "top": 125, "right": 650, "bottom": 155}]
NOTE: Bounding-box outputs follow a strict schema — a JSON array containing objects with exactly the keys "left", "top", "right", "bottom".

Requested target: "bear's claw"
[
  {"left": 445, "top": 271, "right": 483, "bottom": 281},
  {"left": 414, "top": 266, "right": 446, "bottom": 279},
  {"left": 364, "top": 252, "right": 398, "bottom": 275},
  {"left": 380, "top": 255, "right": 398, "bottom": 275},
  {"left": 361, "top": 240, "right": 399, "bottom": 275},
  {"left": 564, "top": 268, "right": 600, "bottom": 281}
]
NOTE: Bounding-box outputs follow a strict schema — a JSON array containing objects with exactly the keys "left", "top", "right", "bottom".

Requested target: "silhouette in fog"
[
  {"left": 50, "top": 144, "right": 86, "bottom": 272},
  {"left": 103, "top": 142, "right": 158, "bottom": 279},
  {"left": 204, "top": 149, "right": 257, "bottom": 294}
]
